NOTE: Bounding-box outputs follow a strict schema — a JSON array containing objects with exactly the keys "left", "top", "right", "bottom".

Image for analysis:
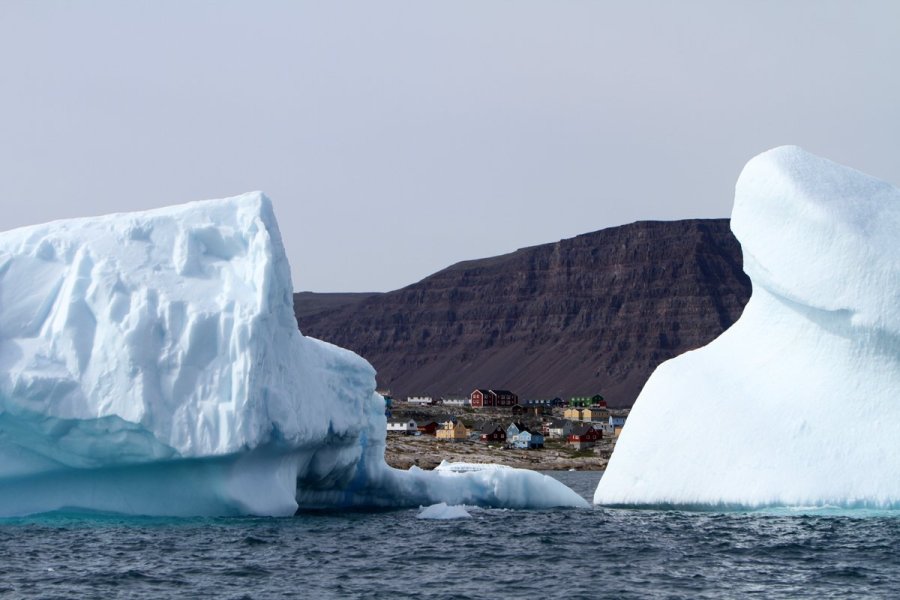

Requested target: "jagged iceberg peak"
[
  {"left": 0, "top": 194, "right": 586, "bottom": 517},
  {"left": 595, "top": 147, "right": 900, "bottom": 509}
]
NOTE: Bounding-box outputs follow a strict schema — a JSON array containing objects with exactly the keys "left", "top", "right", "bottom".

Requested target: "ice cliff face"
[
  {"left": 0, "top": 194, "right": 586, "bottom": 516},
  {"left": 595, "top": 146, "right": 900, "bottom": 509}
]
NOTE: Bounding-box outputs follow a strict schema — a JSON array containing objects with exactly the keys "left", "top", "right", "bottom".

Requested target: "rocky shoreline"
[
  {"left": 385, "top": 434, "right": 610, "bottom": 471},
  {"left": 384, "top": 404, "right": 621, "bottom": 471}
]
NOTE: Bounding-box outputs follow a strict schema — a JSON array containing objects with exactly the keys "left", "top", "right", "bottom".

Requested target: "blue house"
[
  {"left": 609, "top": 415, "right": 627, "bottom": 428},
  {"left": 512, "top": 429, "right": 545, "bottom": 449},
  {"left": 506, "top": 421, "right": 527, "bottom": 441}
]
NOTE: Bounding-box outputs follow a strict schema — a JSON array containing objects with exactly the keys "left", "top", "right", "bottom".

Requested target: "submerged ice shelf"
[
  {"left": 0, "top": 194, "right": 586, "bottom": 517},
  {"left": 595, "top": 146, "right": 900, "bottom": 509}
]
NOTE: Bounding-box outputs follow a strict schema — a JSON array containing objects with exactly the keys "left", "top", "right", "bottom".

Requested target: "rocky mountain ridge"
[{"left": 294, "top": 219, "right": 751, "bottom": 407}]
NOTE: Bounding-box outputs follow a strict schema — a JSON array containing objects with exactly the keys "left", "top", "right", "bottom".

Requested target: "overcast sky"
[{"left": 1, "top": 1, "right": 898, "bottom": 292}]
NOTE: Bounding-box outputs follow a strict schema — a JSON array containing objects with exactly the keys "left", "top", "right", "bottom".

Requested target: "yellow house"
[
  {"left": 436, "top": 421, "right": 469, "bottom": 442},
  {"left": 582, "top": 407, "right": 609, "bottom": 423},
  {"left": 563, "top": 408, "right": 583, "bottom": 421}
]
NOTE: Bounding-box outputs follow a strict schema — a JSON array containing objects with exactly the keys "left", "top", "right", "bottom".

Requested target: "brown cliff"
[{"left": 294, "top": 219, "right": 751, "bottom": 407}]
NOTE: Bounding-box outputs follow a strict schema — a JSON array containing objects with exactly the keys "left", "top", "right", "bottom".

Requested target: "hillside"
[{"left": 294, "top": 219, "right": 751, "bottom": 407}]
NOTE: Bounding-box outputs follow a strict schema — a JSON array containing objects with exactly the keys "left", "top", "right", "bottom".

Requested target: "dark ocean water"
[{"left": 2, "top": 471, "right": 900, "bottom": 599}]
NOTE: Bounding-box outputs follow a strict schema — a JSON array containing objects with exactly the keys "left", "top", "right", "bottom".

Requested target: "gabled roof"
[
  {"left": 549, "top": 419, "right": 569, "bottom": 428},
  {"left": 491, "top": 389, "right": 516, "bottom": 396},
  {"left": 481, "top": 423, "right": 503, "bottom": 434},
  {"left": 571, "top": 424, "right": 596, "bottom": 436},
  {"left": 473, "top": 388, "right": 492, "bottom": 395}
]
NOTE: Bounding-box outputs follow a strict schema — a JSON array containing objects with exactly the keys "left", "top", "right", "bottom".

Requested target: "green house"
[{"left": 569, "top": 394, "right": 605, "bottom": 407}]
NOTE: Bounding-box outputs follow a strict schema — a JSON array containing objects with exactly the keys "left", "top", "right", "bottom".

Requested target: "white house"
[
  {"left": 387, "top": 419, "right": 418, "bottom": 434},
  {"left": 441, "top": 396, "right": 471, "bottom": 407},
  {"left": 407, "top": 396, "right": 434, "bottom": 405},
  {"left": 547, "top": 419, "right": 573, "bottom": 439}
]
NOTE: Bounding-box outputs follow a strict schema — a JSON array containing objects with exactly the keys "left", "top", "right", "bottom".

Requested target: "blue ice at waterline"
[{"left": 0, "top": 195, "right": 586, "bottom": 516}]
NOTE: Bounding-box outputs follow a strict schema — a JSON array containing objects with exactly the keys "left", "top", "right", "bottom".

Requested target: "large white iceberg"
[
  {"left": 595, "top": 146, "right": 900, "bottom": 509},
  {"left": 0, "top": 194, "right": 586, "bottom": 516}
]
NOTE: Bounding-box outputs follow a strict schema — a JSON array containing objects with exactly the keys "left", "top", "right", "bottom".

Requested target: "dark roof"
[
  {"left": 481, "top": 423, "right": 503, "bottom": 434},
  {"left": 473, "top": 388, "right": 491, "bottom": 395},
  {"left": 491, "top": 389, "right": 516, "bottom": 395},
  {"left": 571, "top": 424, "right": 596, "bottom": 436}
]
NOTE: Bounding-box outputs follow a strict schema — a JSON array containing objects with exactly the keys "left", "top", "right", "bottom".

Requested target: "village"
[{"left": 381, "top": 389, "right": 629, "bottom": 471}]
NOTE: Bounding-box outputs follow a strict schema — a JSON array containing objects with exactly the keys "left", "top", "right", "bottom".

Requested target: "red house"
[
  {"left": 568, "top": 424, "right": 602, "bottom": 449},
  {"left": 480, "top": 423, "right": 506, "bottom": 442},
  {"left": 417, "top": 421, "right": 439, "bottom": 436},
  {"left": 470, "top": 388, "right": 519, "bottom": 408}
]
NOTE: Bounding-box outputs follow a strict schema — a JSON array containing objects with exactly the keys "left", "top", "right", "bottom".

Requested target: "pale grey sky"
[{"left": 1, "top": 1, "right": 898, "bottom": 292}]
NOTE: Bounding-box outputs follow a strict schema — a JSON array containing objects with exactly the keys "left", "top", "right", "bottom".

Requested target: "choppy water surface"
[{"left": 2, "top": 471, "right": 900, "bottom": 599}]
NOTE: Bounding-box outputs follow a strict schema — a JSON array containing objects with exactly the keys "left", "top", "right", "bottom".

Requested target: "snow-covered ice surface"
[
  {"left": 595, "top": 146, "right": 900, "bottom": 509},
  {"left": 0, "top": 193, "right": 586, "bottom": 517},
  {"left": 417, "top": 502, "right": 472, "bottom": 520}
]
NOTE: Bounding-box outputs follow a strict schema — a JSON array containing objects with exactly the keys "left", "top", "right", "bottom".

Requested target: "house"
[
  {"left": 407, "top": 396, "right": 434, "bottom": 405},
  {"left": 437, "top": 420, "right": 469, "bottom": 442},
  {"left": 540, "top": 420, "right": 552, "bottom": 436},
  {"left": 568, "top": 424, "right": 602, "bottom": 449},
  {"left": 547, "top": 419, "right": 573, "bottom": 439},
  {"left": 515, "top": 399, "right": 554, "bottom": 417},
  {"left": 480, "top": 423, "right": 506, "bottom": 443},
  {"left": 387, "top": 419, "right": 418, "bottom": 435},
  {"left": 610, "top": 415, "right": 627, "bottom": 436},
  {"left": 437, "top": 415, "right": 459, "bottom": 428},
  {"left": 441, "top": 396, "right": 471, "bottom": 407},
  {"left": 569, "top": 394, "right": 606, "bottom": 408},
  {"left": 582, "top": 407, "right": 609, "bottom": 422},
  {"left": 470, "top": 388, "right": 519, "bottom": 408},
  {"left": 417, "top": 421, "right": 439, "bottom": 436},
  {"left": 563, "top": 408, "right": 584, "bottom": 421},
  {"left": 512, "top": 429, "right": 545, "bottom": 449},
  {"left": 505, "top": 421, "right": 527, "bottom": 441}
]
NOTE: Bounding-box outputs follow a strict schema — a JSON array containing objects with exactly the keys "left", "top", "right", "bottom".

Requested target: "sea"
[{"left": 2, "top": 471, "right": 899, "bottom": 599}]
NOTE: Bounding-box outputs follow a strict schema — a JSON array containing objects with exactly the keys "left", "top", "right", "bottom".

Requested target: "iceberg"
[
  {"left": 595, "top": 146, "right": 900, "bottom": 509},
  {"left": 417, "top": 503, "right": 472, "bottom": 520},
  {"left": 0, "top": 193, "right": 586, "bottom": 517}
]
